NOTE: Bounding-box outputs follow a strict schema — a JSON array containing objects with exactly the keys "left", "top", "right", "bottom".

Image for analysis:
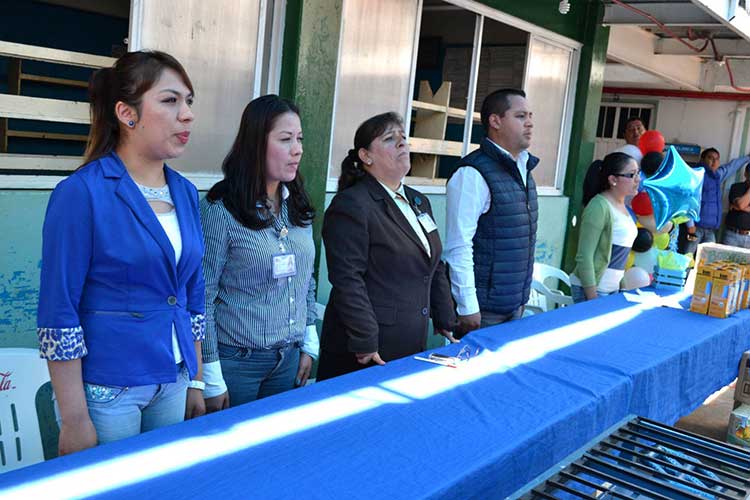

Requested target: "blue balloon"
[{"left": 642, "top": 146, "right": 704, "bottom": 231}]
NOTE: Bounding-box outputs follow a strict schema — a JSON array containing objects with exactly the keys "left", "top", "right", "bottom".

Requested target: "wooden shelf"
[
  {"left": 0, "top": 40, "right": 115, "bottom": 69},
  {"left": 0, "top": 153, "right": 82, "bottom": 171},
  {"left": 21, "top": 73, "right": 88, "bottom": 88},
  {"left": 411, "top": 100, "right": 481, "bottom": 122},
  {"left": 7, "top": 130, "right": 87, "bottom": 142}
]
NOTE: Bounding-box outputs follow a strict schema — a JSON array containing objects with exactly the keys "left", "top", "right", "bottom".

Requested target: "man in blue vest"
[
  {"left": 444, "top": 89, "right": 538, "bottom": 336},
  {"left": 680, "top": 147, "right": 749, "bottom": 255}
]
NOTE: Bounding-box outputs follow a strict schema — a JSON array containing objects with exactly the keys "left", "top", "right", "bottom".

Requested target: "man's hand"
[
  {"left": 456, "top": 312, "right": 481, "bottom": 336},
  {"left": 435, "top": 328, "right": 459, "bottom": 343}
]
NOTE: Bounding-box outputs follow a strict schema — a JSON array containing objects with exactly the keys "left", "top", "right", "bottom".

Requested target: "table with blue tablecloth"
[{"left": 1, "top": 292, "right": 748, "bottom": 499}]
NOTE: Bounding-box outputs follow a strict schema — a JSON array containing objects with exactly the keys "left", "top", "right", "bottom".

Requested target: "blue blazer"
[{"left": 37, "top": 152, "right": 205, "bottom": 386}]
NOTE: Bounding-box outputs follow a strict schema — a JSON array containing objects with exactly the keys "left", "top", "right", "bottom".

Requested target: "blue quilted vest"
[
  {"left": 698, "top": 166, "right": 721, "bottom": 229},
  {"left": 453, "top": 138, "right": 539, "bottom": 315}
]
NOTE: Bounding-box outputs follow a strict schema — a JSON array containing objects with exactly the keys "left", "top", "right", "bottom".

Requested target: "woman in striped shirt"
[{"left": 200, "top": 95, "right": 318, "bottom": 410}]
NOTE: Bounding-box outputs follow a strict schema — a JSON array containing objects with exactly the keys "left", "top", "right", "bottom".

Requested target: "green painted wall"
[
  {"left": 561, "top": 1, "right": 609, "bottom": 273},
  {"left": 280, "top": 0, "right": 342, "bottom": 273},
  {"left": 478, "top": 0, "right": 589, "bottom": 42}
]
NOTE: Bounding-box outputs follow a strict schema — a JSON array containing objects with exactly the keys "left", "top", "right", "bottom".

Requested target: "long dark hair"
[
  {"left": 206, "top": 95, "right": 315, "bottom": 230},
  {"left": 582, "top": 152, "right": 634, "bottom": 206},
  {"left": 84, "top": 50, "right": 193, "bottom": 164},
  {"left": 338, "top": 112, "right": 403, "bottom": 192}
]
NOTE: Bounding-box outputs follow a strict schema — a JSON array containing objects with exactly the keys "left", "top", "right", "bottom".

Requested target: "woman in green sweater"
[{"left": 570, "top": 152, "right": 640, "bottom": 302}]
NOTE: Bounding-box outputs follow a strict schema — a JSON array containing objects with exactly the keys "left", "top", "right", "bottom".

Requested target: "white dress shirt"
[
  {"left": 443, "top": 140, "right": 530, "bottom": 315},
  {"left": 377, "top": 180, "right": 431, "bottom": 257}
]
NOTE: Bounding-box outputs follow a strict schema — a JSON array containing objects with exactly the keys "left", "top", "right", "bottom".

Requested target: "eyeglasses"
[
  {"left": 418, "top": 345, "right": 482, "bottom": 367},
  {"left": 457, "top": 345, "right": 481, "bottom": 362},
  {"left": 613, "top": 171, "right": 640, "bottom": 179}
]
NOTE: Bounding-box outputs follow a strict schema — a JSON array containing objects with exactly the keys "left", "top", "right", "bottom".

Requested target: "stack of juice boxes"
[{"left": 690, "top": 260, "right": 750, "bottom": 318}]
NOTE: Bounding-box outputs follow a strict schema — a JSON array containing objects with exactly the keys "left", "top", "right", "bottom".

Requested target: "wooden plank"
[
  {"left": 408, "top": 137, "right": 465, "bottom": 157},
  {"left": 411, "top": 81, "right": 451, "bottom": 178},
  {"left": 0, "top": 40, "right": 115, "bottom": 69},
  {"left": 447, "top": 106, "right": 481, "bottom": 122},
  {"left": 7, "top": 130, "right": 88, "bottom": 142},
  {"left": 0, "top": 119, "right": 7, "bottom": 153},
  {"left": 0, "top": 94, "right": 90, "bottom": 124},
  {"left": 0, "top": 153, "right": 83, "bottom": 171},
  {"left": 21, "top": 73, "right": 88, "bottom": 88},
  {"left": 8, "top": 59, "right": 21, "bottom": 95},
  {"left": 403, "top": 176, "right": 447, "bottom": 186},
  {"left": 411, "top": 100, "right": 447, "bottom": 113}
]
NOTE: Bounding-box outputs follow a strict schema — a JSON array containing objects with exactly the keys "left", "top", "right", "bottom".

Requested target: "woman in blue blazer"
[{"left": 37, "top": 51, "right": 206, "bottom": 455}]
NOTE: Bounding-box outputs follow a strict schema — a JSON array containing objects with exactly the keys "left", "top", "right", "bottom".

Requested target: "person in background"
[
  {"left": 680, "top": 147, "right": 750, "bottom": 255},
  {"left": 723, "top": 164, "right": 750, "bottom": 249},
  {"left": 317, "top": 112, "right": 456, "bottom": 380},
  {"left": 201, "top": 95, "right": 318, "bottom": 409},
  {"left": 37, "top": 51, "right": 206, "bottom": 455},
  {"left": 613, "top": 116, "right": 646, "bottom": 163},
  {"left": 570, "top": 152, "right": 640, "bottom": 302},
  {"left": 444, "top": 88, "right": 537, "bottom": 335}
]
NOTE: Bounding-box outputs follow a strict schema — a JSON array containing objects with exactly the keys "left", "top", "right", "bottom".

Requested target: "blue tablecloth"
[{"left": 2, "top": 292, "right": 749, "bottom": 499}]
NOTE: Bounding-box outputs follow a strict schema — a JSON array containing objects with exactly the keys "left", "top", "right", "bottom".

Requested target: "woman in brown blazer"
[{"left": 317, "top": 112, "right": 457, "bottom": 380}]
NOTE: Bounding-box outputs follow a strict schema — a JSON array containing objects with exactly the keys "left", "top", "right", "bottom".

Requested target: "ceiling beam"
[
  {"left": 690, "top": 0, "right": 750, "bottom": 43},
  {"left": 604, "top": 2, "right": 719, "bottom": 26},
  {"left": 607, "top": 25, "right": 704, "bottom": 90},
  {"left": 655, "top": 37, "right": 750, "bottom": 56}
]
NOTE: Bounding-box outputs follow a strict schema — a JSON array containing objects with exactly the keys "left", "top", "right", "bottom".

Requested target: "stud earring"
[
  {"left": 613, "top": 182, "right": 617, "bottom": 186},
  {"left": 127, "top": 120, "right": 135, "bottom": 128}
]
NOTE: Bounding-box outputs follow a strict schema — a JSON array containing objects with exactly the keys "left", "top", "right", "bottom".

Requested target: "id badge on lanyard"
[
  {"left": 417, "top": 212, "right": 438, "bottom": 233},
  {"left": 272, "top": 226, "right": 297, "bottom": 279}
]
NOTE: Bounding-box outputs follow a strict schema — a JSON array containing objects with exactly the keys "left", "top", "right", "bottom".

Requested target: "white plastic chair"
[
  {"left": 0, "top": 348, "right": 50, "bottom": 472},
  {"left": 526, "top": 263, "right": 574, "bottom": 314}
]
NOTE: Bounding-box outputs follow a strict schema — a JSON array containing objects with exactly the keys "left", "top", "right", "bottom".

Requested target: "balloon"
[
  {"left": 625, "top": 251, "right": 635, "bottom": 270},
  {"left": 632, "top": 227, "right": 654, "bottom": 253},
  {"left": 631, "top": 192, "right": 653, "bottom": 216},
  {"left": 653, "top": 232, "right": 670, "bottom": 250},
  {"left": 623, "top": 266, "right": 651, "bottom": 290},
  {"left": 618, "top": 144, "right": 644, "bottom": 163},
  {"left": 633, "top": 247, "right": 658, "bottom": 274},
  {"left": 638, "top": 130, "right": 665, "bottom": 155},
  {"left": 642, "top": 146, "right": 704, "bottom": 231}
]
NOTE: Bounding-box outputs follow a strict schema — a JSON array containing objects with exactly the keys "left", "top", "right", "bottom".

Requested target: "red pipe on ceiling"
[{"left": 603, "top": 86, "right": 750, "bottom": 101}]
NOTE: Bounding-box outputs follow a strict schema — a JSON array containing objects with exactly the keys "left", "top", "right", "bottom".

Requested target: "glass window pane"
[
  {"left": 329, "top": 0, "right": 420, "bottom": 179},
  {"left": 523, "top": 36, "right": 572, "bottom": 188},
  {"left": 596, "top": 106, "right": 606, "bottom": 138},
  {"left": 640, "top": 108, "right": 652, "bottom": 129},
  {"left": 604, "top": 107, "right": 616, "bottom": 138}
]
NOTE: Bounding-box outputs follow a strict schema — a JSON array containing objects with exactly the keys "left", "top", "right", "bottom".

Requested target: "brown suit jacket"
[{"left": 318, "top": 174, "right": 456, "bottom": 378}]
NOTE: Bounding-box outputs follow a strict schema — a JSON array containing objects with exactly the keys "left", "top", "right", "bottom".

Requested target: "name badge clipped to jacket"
[
  {"left": 417, "top": 213, "right": 438, "bottom": 233},
  {"left": 273, "top": 253, "right": 297, "bottom": 279}
]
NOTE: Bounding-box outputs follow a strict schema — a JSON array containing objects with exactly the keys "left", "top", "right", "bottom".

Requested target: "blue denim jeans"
[
  {"left": 218, "top": 342, "right": 300, "bottom": 407},
  {"left": 683, "top": 226, "right": 716, "bottom": 255},
  {"left": 723, "top": 229, "right": 750, "bottom": 249},
  {"left": 54, "top": 363, "right": 189, "bottom": 445}
]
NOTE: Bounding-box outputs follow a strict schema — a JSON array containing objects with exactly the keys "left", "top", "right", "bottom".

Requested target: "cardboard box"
[
  {"left": 690, "top": 265, "right": 714, "bottom": 315},
  {"left": 687, "top": 243, "right": 750, "bottom": 292},
  {"left": 727, "top": 404, "right": 750, "bottom": 448},
  {"left": 708, "top": 267, "right": 738, "bottom": 318}
]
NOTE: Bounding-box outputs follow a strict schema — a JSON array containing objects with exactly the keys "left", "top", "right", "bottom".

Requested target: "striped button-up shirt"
[{"left": 200, "top": 190, "right": 317, "bottom": 364}]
